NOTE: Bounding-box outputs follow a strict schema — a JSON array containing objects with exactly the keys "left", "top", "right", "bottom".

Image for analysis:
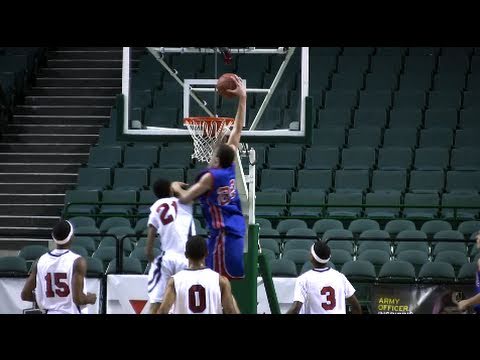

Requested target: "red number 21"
[{"left": 157, "top": 201, "right": 178, "bottom": 225}]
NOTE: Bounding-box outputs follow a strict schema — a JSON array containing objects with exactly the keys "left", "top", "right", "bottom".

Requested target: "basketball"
[{"left": 216, "top": 73, "right": 237, "bottom": 99}]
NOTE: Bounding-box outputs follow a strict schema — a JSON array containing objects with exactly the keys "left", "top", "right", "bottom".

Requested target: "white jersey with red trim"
[
  {"left": 293, "top": 267, "right": 356, "bottom": 314},
  {"left": 35, "top": 249, "right": 84, "bottom": 314},
  {"left": 172, "top": 268, "right": 223, "bottom": 314},
  {"left": 148, "top": 196, "right": 196, "bottom": 254}
]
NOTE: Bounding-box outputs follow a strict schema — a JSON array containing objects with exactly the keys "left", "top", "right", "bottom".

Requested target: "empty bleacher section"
[{"left": 2, "top": 47, "right": 480, "bottom": 313}]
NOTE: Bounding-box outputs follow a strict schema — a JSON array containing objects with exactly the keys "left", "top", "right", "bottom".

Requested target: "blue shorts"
[{"left": 206, "top": 230, "right": 244, "bottom": 280}]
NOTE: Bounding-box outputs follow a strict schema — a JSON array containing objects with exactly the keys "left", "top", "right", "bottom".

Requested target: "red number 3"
[{"left": 320, "top": 286, "right": 336, "bottom": 310}]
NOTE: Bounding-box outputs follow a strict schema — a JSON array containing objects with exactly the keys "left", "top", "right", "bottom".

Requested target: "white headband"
[
  {"left": 311, "top": 244, "right": 331, "bottom": 264},
  {"left": 52, "top": 220, "right": 74, "bottom": 245}
]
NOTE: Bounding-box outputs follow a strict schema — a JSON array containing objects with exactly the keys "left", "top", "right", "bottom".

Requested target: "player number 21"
[{"left": 157, "top": 201, "right": 178, "bottom": 225}]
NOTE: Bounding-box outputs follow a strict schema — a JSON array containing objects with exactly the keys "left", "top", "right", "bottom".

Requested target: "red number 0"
[
  {"left": 188, "top": 285, "right": 206, "bottom": 313},
  {"left": 157, "top": 201, "right": 178, "bottom": 225},
  {"left": 45, "top": 273, "right": 70, "bottom": 298},
  {"left": 320, "top": 286, "right": 336, "bottom": 310}
]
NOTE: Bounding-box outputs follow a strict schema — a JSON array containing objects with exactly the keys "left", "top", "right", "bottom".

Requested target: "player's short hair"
[
  {"left": 312, "top": 241, "right": 331, "bottom": 263},
  {"left": 153, "top": 178, "right": 171, "bottom": 199},
  {"left": 185, "top": 235, "right": 208, "bottom": 261},
  {"left": 215, "top": 143, "right": 235, "bottom": 168},
  {"left": 52, "top": 220, "right": 72, "bottom": 242}
]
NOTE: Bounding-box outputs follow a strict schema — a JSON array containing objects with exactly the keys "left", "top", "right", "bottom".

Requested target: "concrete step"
[
  {"left": 24, "top": 96, "right": 116, "bottom": 106},
  {"left": 0, "top": 173, "right": 77, "bottom": 183},
  {"left": 0, "top": 204, "right": 64, "bottom": 216},
  {"left": 6, "top": 124, "right": 103, "bottom": 134},
  {"left": 0, "top": 163, "right": 82, "bottom": 173},
  {"left": 36, "top": 78, "right": 122, "bottom": 87},
  {"left": 0, "top": 227, "right": 52, "bottom": 237},
  {"left": 40, "top": 68, "right": 123, "bottom": 78},
  {"left": 0, "top": 215, "right": 60, "bottom": 228},
  {"left": 0, "top": 183, "right": 75, "bottom": 194},
  {"left": 0, "top": 193, "right": 65, "bottom": 204},
  {"left": 12, "top": 115, "right": 109, "bottom": 126},
  {"left": 28, "top": 87, "right": 121, "bottom": 97},
  {"left": 47, "top": 59, "right": 139, "bottom": 68},
  {"left": 0, "top": 153, "right": 88, "bottom": 163},
  {"left": 15, "top": 105, "right": 111, "bottom": 116},
  {"left": 1, "top": 134, "right": 98, "bottom": 144}
]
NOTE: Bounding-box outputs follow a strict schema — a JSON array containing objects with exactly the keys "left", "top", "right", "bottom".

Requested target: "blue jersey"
[
  {"left": 475, "top": 270, "right": 480, "bottom": 314},
  {"left": 197, "top": 164, "right": 245, "bottom": 237}
]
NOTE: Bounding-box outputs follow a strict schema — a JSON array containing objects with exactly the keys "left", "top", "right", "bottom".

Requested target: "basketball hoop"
[{"left": 184, "top": 116, "right": 235, "bottom": 163}]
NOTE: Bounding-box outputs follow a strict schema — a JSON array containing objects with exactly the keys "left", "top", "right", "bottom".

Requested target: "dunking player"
[
  {"left": 146, "top": 178, "right": 196, "bottom": 314},
  {"left": 172, "top": 75, "right": 246, "bottom": 280},
  {"left": 457, "top": 231, "right": 480, "bottom": 314},
  {"left": 21, "top": 220, "right": 97, "bottom": 314},
  {"left": 158, "top": 235, "right": 240, "bottom": 314},
  {"left": 286, "top": 241, "right": 362, "bottom": 314}
]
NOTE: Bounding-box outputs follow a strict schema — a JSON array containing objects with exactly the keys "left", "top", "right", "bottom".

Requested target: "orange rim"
[{"left": 183, "top": 116, "right": 235, "bottom": 126}]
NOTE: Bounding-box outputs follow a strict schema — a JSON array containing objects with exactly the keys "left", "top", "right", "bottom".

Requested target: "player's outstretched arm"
[
  {"left": 226, "top": 75, "right": 246, "bottom": 152},
  {"left": 458, "top": 293, "right": 480, "bottom": 311},
  {"left": 21, "top": 261, "right": 37, "bottom": 302},
  {"left": 172, "top": 175, "right": 213, "bottom": 205},
  {"left": 220, "top": 276, "right": 240, "bottom": 314},
  {"left": 72, "top": 257, "right": 97, "bottom": 306},
  {"left": 346, "top": 294, "right": 362, "bottom": 314},
  {"left": 286, "top": 301, "right": 303, "bottom": 314},
  {"left": 158, "top": 278, "right": 176, "bottom": 314}
]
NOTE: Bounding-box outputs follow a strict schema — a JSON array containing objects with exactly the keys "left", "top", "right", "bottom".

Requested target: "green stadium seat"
[
  {"left": 74, "top": 226, "right": 101, "bottom": 243},
  {"left": 304, "top": 148, "right": 339, "bottom": 170},
  {"left": 370, "top": 54, "right": 403, "bottom": 71},
  {"left": 270, "top": 259, "right": 298, "bottom": 277},
  {"left": 76, "top": 168, "right": 112, "bottom": 191},
  {"left": 441, "top": 47, "right": 473, "bottom": 56},
  {"left": 88, "top": 146, "right": 123, "bottom": 168},
  {"left": 441, "top": 194, "right": 480, "bottom": 221},
  {"left": 418, "top": 128, "right": 454, "bottom": 148},
  {"left": 455, "top": 130, "right": 479, "bottom": 149},
  {"left": 112, "top": 168, "right": 148, "bottom": 191},
  {"left": 371, "top": 170, "right": 406, "bottom": 194},
  {"left": 313, "top": 219, "right": 344, "bottom": 235},
  {"left": 71, "top": 246, "right": 89, "bottom": 257},
  {"left": 99, "top": 190, "right": 137, "bottom": 216},
  {"left": 64, "top": 190, "right": 99, "bottom": 216},
  {"left": 463, "top": 91, "right": 480, "bottom": 109},
  {"left": 255, "top": 191, "right": 287, "bottom": 217},
  {"left": 341, "top": 260, "right": 376, "bottom": 281},
  {"left": 284, "top": 228, "right": 317, "bottom": 244},
  {"left": 364, "top": 192, "right": 401, "bottom": 219},
  {"left": 403, "top": 55, "right": 436, "bottom": 74},
  {"left": 92, "top": 246, "right": 118, "bottom": 269},
  {"left": 358, "top": 229, "right": 391, "bottom": 244},
  {"left": 330, "top": 73, "right": 364, "bottom": 91},
  {"left": 342, "top": 48, "right": 374, "bottom": 56},
  {"left": 459, "top": 110, "right": 480, "bottom": 130},
  {"left": 353, "top": 109, "right": 387, "bottom": 128},
  {"left": 130, "top": 246, "right": 161, "bottom": 272},
  {"left": 72, "top": 237, "right": 96, "bottom": 256},
  {"left": 300, "top": 261, "right": 314, "bottom": 274},
  {"left": 413, "top": 148, "right": 450, "bottom": 171},
  {"left": 420, "top": 220, "right": 452, "bottom": 236},
  {"left": 383, "top": 129, "right": 418, "bottom": 148},
  {"left": 137, "top": 190, "right": 157, "bottom": 216},
  {"left": 150, "top": 168, "right": 185, "bottom": 185},
  {"left": 276, "top": 219, "right": 308, "bottom": 234},
  {"left": 432, "top": 75, "right": 465, "bottom": 92},
  {"left": 289, "top": 190, "right": 326, "bottom": 217},
  {"left": 324, "top": 90, "right": 358, "bottom": 109},
  {"left": 261, "top": 248, "right": 277, "bottom": 263},
  {"left": 388, "top": 109, "right": 423, "bottom": 129},
  {"left": 395, "top": 230, "right": 429, "bottom": 254},
  {"left": 457, "top": 221, "right": 480, "bottom": 238},
  {"left": 432, "top": 230, "right": 466, "bottom": 255},
  {"left": 424, "top": 109, "right": 458, "bottom": 129},
  {"left": 123, "top": 145, "right": 159, "bottom": 169},
  {"left": 334, "top": 169, "right": 369, "bottom": 193},
  {"left": 363, "top": 75, "right": 397, "bottom": 92},
  {"left": 348, "top": 219, "right": 380, "bottom": 234},
  {"left": 0, "top": 257, "right": 28, "bottom": 275},
  {"left": 283, "top": 239, "right": 315, "bottom": 253},
  {"left": 283, "top": 249, "right": 311, "bottom": 274},
  {"left": 395, "top": 250, "right": 428, "bottom": 277},
  {"left": 347, "top": 127, "right": 381, "bottom": 148},
  {"left": 434, "top": 250, "right": 468, "bottom": 274},
  {"left": 377, "top": 147, "right": 412, "bottom": 170},
  {"left": 317, "top": 109, "right": 352, "bottom": 128},
  {"left": 403, "top": 193, "right": 439, "bottom": 219},
  {"left": 393, "top": 90, "right": 426, "bottom": 108},
  {"left": 451, "top": 149, "right": 480, "bottom": 171},
  {"left": 457, "top": 262, "right": 477, "bottom": 283},
  {"left": 106, "top": 257, "right": 143, "bottom": 275},
  {"left": 98, "top": 235, "right": 133, "bottom": 255},
  {"left": 446, "top": 171, "right": 480, "bottom": 194},
  {"left": 311, "top": 128, "right": 346, "bottom": 147},
  {"left": 68, "top": 216, "right": 96, "bottom": 228},
  {"left": 322, "top": 229, "right": 354, "bottom": 254},
  {"left": 385, "top": 220, "right": 416, "bottom": 236},
  {"left": 136, "top": 237, "right": 161, "bottom": 250},
  {"left": 99, "top": 217, "right": 132, "bottom": 232},
  {"left": 260, "top": 239, "right": 280, "bottom": 257},
  {"left": 18, "top": 245, "right": 48, "bottom": 271},
  {"left": 268, "top": 146, "right": 303, "bottom": 170},
  {"left": 260, "top": 169, "right": 295, "bottom": 192},
  {"left": 341, "top": 147, "right": 375, "bottom": 170},
  {"left": 358, "top": 249, "right": 390, "bottom": 275},
  {"left": 326, "top": 192, "right": 363, "bottom": 218},
  {"left": 256, "top": 218, "right": 272, "bottom": 230},
  {"left": 337, "top": 54, "right": 370, "bottom": 72},
  {"left": 378, "top": 260, "right": 416, "bottom": 283},
  {"left": 418, "top": 262, "right": 456, "bottom": 283},
  {"left": 330, "top": 249, "right": 353, "bottom": 269},
  {"left": 408, "top": 170, "right": 444, "bottom": 194},
  {"left": 86, "top": 257, "right": 104, "bottom": 277}
]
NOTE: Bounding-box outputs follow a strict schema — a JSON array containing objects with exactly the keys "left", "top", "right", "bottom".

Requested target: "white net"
[{"left": 184, "top": 117, "right": 235, "bottom": 163}]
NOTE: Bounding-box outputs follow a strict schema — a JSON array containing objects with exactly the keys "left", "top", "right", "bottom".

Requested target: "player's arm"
[
  {"left": 219, "top": 275, "right": 240, "bottom": 314},
  {"left": 20, "top": 261, "right": 37, "bottom": 302},
  {"left": 172, "top": 174, "right": 213, "bottom": 205},
  {"left": 72, "top": 257, "right": 97, "bottom": 306},
  {"left": 226, "top": 75, "right": 246, "bottom": 152},
  {"left": 458, "top": 293, "right": 480, "bottom": 311},
  {"left": 286, "top": 301, "right": 303, "bottom": 314},
  {"left": 346, "top": 294, "right": 362, "bottom": 314},
  {"left": 146, "top": 225, "right": 157, "bottom": 263},
  {"left": 157, "top": 278, "right": 176, "bottom": 314}
]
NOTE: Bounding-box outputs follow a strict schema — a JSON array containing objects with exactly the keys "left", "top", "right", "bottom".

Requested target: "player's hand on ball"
[
  {"left": 457, "top": 299, "right": 468, "bottom": 311},
  {"left": 225, "top": 75, "right": 246, "bottom": 99}
]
